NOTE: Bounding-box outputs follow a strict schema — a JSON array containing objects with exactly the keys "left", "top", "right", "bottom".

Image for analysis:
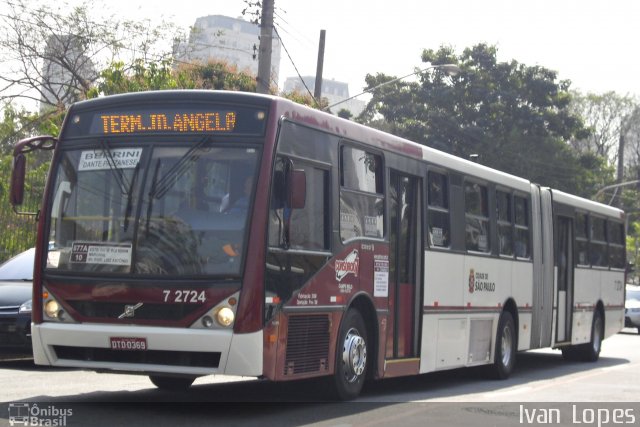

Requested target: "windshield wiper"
[
  {"left": 144, "top": 159, "right": 162, "bottom": 236},
  {"left": 148, "top": 136, "right": 212, "bottom": 200},
  {"left": 123, "top": 162, "right": 141, "bottom": 232},
  {"left": 100, "top": 139, "right": 131, "bottom": 195}
]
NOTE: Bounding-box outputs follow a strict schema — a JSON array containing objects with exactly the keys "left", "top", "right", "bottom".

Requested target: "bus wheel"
[
  {"left": 331, "top": 309, "right": 368, "bottom": 400},
  {"left": 561, "top": 346, "right": 579, "bottom": 361},
  {"left": 579, "top": 310, "right": 604, "bottom": 362},
  {"left": 491, "top": 311, "right": 516, "bottom": 379},
  {"left": 149, "top": 375, "right": 196, "bottom": 391}
]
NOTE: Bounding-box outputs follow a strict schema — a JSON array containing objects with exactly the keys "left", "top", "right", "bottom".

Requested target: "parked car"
[
  {"left": 0, "top": 248, "right": 34, "bottom": 353},
  {"left": 625, "top": 285, "right": 640, "bottom": 334}
]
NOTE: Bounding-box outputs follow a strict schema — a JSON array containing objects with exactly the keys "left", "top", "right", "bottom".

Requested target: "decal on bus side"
[{"left": 335, "top": 249, "right": 360, "bottom": 282}]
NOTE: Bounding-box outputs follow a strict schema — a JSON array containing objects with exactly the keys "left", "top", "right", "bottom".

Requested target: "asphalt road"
[{"left": 1, "top": 329, "right": 639, "bottom": 426}]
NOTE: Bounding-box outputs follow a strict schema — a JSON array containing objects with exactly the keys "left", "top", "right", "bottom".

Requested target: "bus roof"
[{"left": 551, "top": 189, "right": 624, "bottom": 219}]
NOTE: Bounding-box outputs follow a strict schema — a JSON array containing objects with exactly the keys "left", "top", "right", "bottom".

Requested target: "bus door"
[
  {"left": 556, "top": 216, "right": 574, "bottom": 343},
  {"left": 387, "top": 171, "right": 422, "bottom": 361}
]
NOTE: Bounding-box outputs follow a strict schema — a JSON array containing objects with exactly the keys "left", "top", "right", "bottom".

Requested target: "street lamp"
[
  {"left": 593, "top": 180, "right": 640, "bottom": 204},
  {"left": 325, "top": 63, "right": 461, "bottom": 113}
]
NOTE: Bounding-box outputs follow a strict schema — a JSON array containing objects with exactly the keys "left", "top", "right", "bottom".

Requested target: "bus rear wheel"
[
  {"left": 561, "top": 309, "right": 603, "bottom": 362},
  {"left": 491, "top": 311, "right": 516, "bottom": 379},
  {"left": 579, "top": 309, "right": 604, "bottom": 362},
  {"left": 330, "top": 309, "right": 368, "bottom": 400},
  {"left": 149, "top": 375, "right": 196, "bottom": 391}
]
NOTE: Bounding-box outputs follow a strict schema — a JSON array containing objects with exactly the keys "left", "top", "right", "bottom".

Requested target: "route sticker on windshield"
[
  {"left": 78, "top": 148, "right": 143, "bottom": 171},
  {"left": 71, "top": 242, "right": 132, "bottom": 266}
]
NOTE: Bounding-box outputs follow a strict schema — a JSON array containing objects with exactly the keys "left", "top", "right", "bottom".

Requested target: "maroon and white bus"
[{"left": 10, "top": 91, "right": 625, "bottom": 399}]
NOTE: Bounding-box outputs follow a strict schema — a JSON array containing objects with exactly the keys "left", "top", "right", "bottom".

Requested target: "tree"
[
  {"left": 89, "top": 60, "right": 258, "bottom": 97},
  {"left": 0, "top": 0, "right": 178, "bottom": 112},
  {"left": 358, "top": 44, "right": 601, "bottom": 196},
  {"left": 569, "top": 92, "right": 640, "bottom": 208},
  {"left": 0, "top": 103, "right": 63, "bottom": 155},
  {"left": 569, "top": 91, "right": 636, "bottom": 161}
]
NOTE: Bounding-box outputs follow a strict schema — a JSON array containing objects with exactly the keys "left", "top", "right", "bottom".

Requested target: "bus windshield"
[{"left": 45, "top": 141, "right": 260, "bottom": 277}]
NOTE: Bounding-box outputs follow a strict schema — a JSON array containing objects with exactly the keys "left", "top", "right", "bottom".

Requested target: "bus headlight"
[
  {"left": 44, "top": 300, "right": 60, "bottom": 318},
  {"left": 216, "top": 307, "right": 235, "bottom": 327}
]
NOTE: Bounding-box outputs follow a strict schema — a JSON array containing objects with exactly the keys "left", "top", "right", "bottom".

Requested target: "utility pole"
[
  {"left": 256, "top": 0, "right": 274, "bottom": 94},
  {"left": 314, "top": 30, "right": 326, "bottom": 101}
]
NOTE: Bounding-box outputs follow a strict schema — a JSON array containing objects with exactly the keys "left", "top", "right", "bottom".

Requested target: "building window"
[
  {"left": 464, "top": 181, "right": 490, "bottom": 253},
  {"left": 427, "top": 171, "right": 450, "bottom": 248}
]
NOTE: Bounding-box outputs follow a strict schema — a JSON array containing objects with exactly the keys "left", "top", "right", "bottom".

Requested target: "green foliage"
[
  {"left": 89, "top": 60, "right": 257, "bottom": 98},
  {"left": 337, "top": 109, "right": 354, "bottom": 120},
  {"left": 627, "top": 221, "right": 640, "bottom": 284},
  {"left": 280, "top": 90, "right": 328, "bottom": 110},
  {"left": 0, "top": 153, "right": 50, "bottom": 261},
  {"left": 358, "top": 44, "right": 600, "bottom": 196},
  {"left": 0, "top": 103, "right": 64, "bottom": 155}
]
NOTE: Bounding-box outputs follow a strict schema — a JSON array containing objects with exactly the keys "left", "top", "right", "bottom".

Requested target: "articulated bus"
[{"left": 10, "top": 91, "right": 625, "bottom": 399}]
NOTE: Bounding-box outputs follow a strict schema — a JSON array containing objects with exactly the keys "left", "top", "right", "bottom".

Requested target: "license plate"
[{"left": 110, "top": 337, "right": 147, "bottom": 351}]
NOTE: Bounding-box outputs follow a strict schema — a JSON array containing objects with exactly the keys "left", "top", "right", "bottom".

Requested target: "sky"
[{"left": 2, "top": 0, "right": 640, "bottom": 102}]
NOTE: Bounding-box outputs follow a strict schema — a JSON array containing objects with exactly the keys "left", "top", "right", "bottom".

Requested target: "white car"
[{"left": 625, "top": 285, "right": 640, "bottom": 334}]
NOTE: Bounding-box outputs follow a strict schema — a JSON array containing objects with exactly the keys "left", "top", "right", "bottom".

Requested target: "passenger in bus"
[{"left": 223, "top": 175, "right": 253, "bottom": 214}]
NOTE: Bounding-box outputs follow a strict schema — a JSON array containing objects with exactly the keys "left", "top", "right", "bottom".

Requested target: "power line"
[{"left": 272, "top": 25, "right": 318, "bottom": 106}]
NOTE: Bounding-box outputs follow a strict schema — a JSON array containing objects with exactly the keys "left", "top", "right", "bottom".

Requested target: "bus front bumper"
[{"left": 31, "top": 322, "right": 263, "bottom": 377}]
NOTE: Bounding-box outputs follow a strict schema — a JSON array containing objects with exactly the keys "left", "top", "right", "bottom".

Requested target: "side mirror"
[
  {"left": 10, "top": 135, "right": 56, "bottom": 216},
  {"left": 10, "top": 154, "right": 26, "bottom": 207},
  {"left": 288, "top": 169, "right": 306, "bottom": 210}
]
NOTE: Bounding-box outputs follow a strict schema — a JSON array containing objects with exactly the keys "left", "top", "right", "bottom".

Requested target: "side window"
[
  {"left": 496, "top": 190, "right": 513, "bottom": 256},
  {"left": 340, "top": 146, "right": 384, "bottom": 241},
  {"left": 590, "top": 217, "right": 608, "bottom": 267},
  {"left": 427, "top": 171, "right": 450, "bottom": 248},
  {"left": 608, "top": 221, "right": 625, "bottom": 269},
  {"left": 514, "top": 195, "right": 530, "bottom": 258},
  {"left": 575, "top": 212, "right": 589, "bottom": 266},
  {"left": 464, "top": 181, "right": 490, "bottom": 252},
  {"left": 268, "top": 158, "right": 330, "bottom": 251}
]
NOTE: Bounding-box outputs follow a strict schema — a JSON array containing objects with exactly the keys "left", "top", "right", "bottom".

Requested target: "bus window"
[
  {"left": 575, "top": 212, "right": 589, "bottom": 266},
  {"left": 514, "top": 195, "right": 530, "bottom": 258},
  {"left": 464, "top": 182, "right": 490, "bottom": 253},
  {"left": 608, "top": 221, "right": 625, "bottom": 269},
  {"left": 590, "top": 217, "right": 608, "bottom": 267},
  {"left": 268, "top": 158, "right": 330, "bottom": 251},
  {"left": 427, "top": 171, "right": 450, "bottom": 248},
  {"left": 46, "top": 144, "right": 260, "bottom": 276},
  {"left": 497, "top": 190, "right": 513, "bottom": 256},
  {"left": 340, "top": 146, "right": 384, "bottom": 241}
]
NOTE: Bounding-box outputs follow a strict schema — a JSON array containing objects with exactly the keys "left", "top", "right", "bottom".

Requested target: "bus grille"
[
  {"left": 53, "top": 345, "right": 220, "bottom": 368},
  {"left": 66, "top": 301, "right": 200, "bottom": 321},
  {"left": 284, "top": 314, "right": 330, "bottom": 376}
]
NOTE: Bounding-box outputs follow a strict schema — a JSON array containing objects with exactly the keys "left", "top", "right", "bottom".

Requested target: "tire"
[
  {"left": 579, "top": 309, "right": 604, "bottom": 362},
  {"left": 491, "top": 311, "right": 516, "bottom": 379},
  {"left": 561, "top": 345, "right": 579, "bottom": 361},
  {"left": 149, "top": 375, "right": 196, "bottom": 391},
  {"left": 330, "top": 309, "right": 368, "bottom": 400}
]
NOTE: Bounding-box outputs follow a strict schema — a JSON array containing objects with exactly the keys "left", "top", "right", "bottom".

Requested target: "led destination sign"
[
  {"left": 69, "top": 105, "right": 268, "bottom": 138},
  {"left": 99, "top": 111, "right": 237, "bottom": 134}
]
